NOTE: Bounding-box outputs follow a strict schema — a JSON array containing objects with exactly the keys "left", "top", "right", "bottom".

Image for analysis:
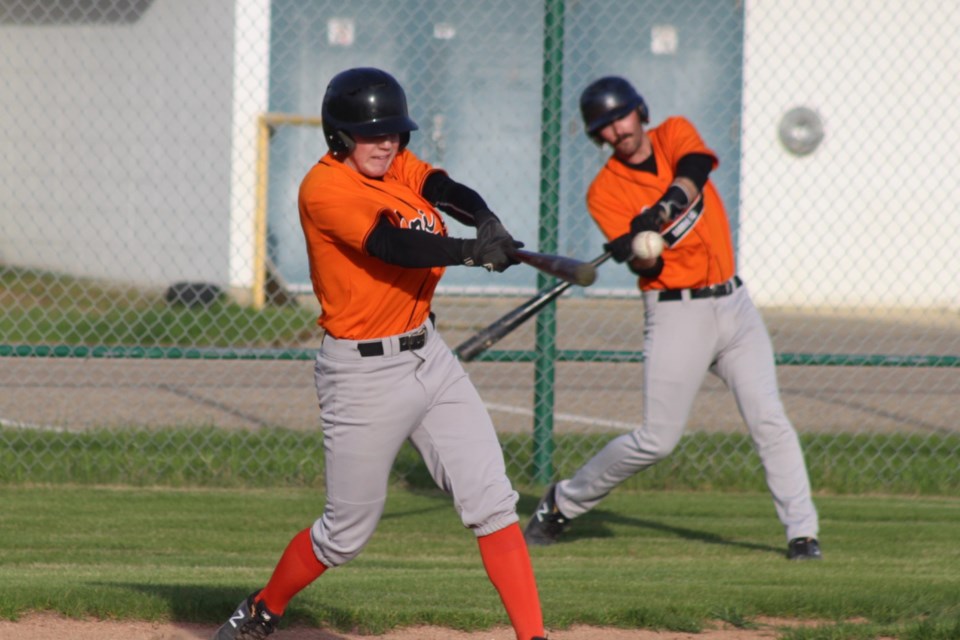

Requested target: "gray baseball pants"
[
  {"left": 309, "top": 318, "right": 520, "bottom": 567},
  {"left": 556, "top": 283, "right": 819, "bottom": 541}
]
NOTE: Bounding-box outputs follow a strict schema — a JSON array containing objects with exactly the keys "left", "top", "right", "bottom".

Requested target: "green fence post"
[{"left": 532, "top": 0, "right": 565, "bottom": 485}]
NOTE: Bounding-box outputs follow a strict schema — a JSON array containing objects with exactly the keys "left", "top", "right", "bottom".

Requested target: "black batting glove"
[
  {"left": 629, "top": 207, "right": 663, "bottom": 236},
  {"left": 603, "top": 232, "right": 634, "bottom": 263},
  {"left": 476, "top": 215, "right": 513, "bottom": 246},
  {"left": 471, "top": 215, "right": 524, "bottom": 272},
  {"left": 462, "top": 236, "right": 524, "bottom": 272}
]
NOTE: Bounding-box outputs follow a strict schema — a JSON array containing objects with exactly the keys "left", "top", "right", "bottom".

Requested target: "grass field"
[
  {"left": 3, "top": 427, "right": 959, "bottom": 496},
  {"left": 1, "top": 485, "right": 958, "bottom": 639},
  {"left": 3, "top": 257, "right": 960, "bottom": 640}
]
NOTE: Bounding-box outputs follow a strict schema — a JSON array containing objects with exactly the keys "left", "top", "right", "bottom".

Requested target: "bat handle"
[{"left": 591, "top": 250, "right": 613, "bottom": 267}]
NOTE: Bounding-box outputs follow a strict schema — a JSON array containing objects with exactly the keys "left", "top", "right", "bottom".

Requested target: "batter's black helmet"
[
  {"left": 321, "top": 67, "right": 419, "bottom": 156},
  {"left": 579, "top": 76, "right": 649, "bottom": 144}
]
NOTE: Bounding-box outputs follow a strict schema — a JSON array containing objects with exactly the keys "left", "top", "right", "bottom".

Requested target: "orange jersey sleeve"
[
  {"left": 386, "top": 147, "right": 443, "bottom": 193},
  {"left": 586, "top": 116, "right": 735, "bottom": 291},
  {"left": 298, "top": 150, "right": 448, "bottom": 339}
]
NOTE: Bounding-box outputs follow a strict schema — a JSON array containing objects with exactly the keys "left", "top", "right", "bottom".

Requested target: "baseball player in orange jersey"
[
  {"left": 524, "top": 76, "right": 822, "bottom": 561},
  {"left": 213, "top": 68, "right": 548, "bottom": 640}
]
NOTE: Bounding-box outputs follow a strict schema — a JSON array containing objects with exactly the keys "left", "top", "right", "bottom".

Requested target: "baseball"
[{"left": 631, "top": 231, "right": 664, "bottom": 260}]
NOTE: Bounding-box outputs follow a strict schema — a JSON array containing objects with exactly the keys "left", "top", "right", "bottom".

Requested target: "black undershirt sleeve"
[
  {"left": 365, "top": 215, "right": 468, "bottom": 267},
  {"left": 675, "top": 153, "right": 714, "bottom": 191},
  {"left": 421, "top": 171, "right": 492, "bottom": 226}
]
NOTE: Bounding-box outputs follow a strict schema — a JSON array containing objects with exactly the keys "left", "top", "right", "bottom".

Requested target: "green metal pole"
[{"left": 532, "top": 0, "right": 565, "bottom": 484}]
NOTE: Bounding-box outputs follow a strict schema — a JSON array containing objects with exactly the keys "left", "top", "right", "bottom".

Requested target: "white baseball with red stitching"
[{"left": 631, "top": 231, "right": 664, "bottom": 260}]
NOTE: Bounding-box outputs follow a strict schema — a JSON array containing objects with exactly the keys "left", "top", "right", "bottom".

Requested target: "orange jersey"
[
  {"left": 298, "top": 149, "right": 448, "bottom": 339},
  {"left": 586, "top": 116, "right": 735, "bottom": 291}
]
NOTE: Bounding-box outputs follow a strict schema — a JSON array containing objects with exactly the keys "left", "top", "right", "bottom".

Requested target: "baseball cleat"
[
  {"left": 523, "top": 483, "right": 569, "bottom": 546},
  {"left": 212, "top": 590, "right": 281, "bottom": 639},
  {"left": 787, "top": 537, "right": 822, "bottom": 561}
]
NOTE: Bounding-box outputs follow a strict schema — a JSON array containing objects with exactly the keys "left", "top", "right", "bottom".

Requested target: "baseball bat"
[
  {"left": 454, "top": 250, "right": 612, "bottom": 361},
  {"left": 510, "top": 248, "right": 598, "bottom": 287}
]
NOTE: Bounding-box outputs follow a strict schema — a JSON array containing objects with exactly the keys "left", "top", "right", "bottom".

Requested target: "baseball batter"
[
  {"left": 524, "top": 76, "right": 821, "bottom": 561},
  {"left": 213, "top": 68, "right": 548, "bottom": 640}
]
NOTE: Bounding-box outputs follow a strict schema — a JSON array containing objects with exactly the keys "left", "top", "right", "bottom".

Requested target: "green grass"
[
  {"left": 0, "top": 485, "right": 958, "bottom": 639},
  {"left": 0, "top": 265, "right": 317, "bottom": 347},
  {"left": 2, "top": 427, "right": 958, "bottom": 495}
]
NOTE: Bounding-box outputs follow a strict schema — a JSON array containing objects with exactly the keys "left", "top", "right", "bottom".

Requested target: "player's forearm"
[
  {"left": 669, "top": 176, "right": 697, "bottom": 203},
  {"left": 366, "top": 217, "right": 467, "bottom": 267},
  {"left": 643, "top": 152, "right": 711, "bottom": 226}
]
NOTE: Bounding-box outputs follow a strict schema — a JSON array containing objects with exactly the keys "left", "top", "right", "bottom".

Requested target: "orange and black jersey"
[
  {"left": 299, "top": 150, "right": 450, "bottom": 340},
  {"left": 587, "top": 116, "right": 736, "bottom": 291}
]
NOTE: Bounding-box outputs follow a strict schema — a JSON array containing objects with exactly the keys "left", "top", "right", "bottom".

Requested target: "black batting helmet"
[
  {"left": 321, "top": 67, "right": 419, "bottom": 156},
  {"left": 579, "top": 76, "right": 649, "bottom": 144}
]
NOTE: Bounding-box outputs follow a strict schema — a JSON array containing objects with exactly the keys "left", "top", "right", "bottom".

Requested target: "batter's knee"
[
  {"left": 632, "top": 426, "right": 682, "bottom": 461},
  {"left": 309, "top": 500, "right": 385, "bottom": 567}
]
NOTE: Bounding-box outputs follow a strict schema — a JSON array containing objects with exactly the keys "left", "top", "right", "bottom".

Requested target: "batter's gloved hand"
[
  {"left": 462, "top": 234, "right": 524, "bottom": 272},
  {"left": 475, "top": 214, "right": 514, "bottom": 247},
  {"left": 629, "top": 207, "right": 663, "bottom": 236},
  {"left": 471, "top": 215, "right": 524, "bottom": 272},
  {"left": 603, "top": 232, "right": 634, "bottom": 263}
]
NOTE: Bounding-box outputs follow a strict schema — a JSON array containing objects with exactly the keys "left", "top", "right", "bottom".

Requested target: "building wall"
[
  {"left": 0, "top": 0, "right": 239, "bottom": 289},
  {"left": 1, "top": 0, "right": 956, "bottom": 309},
  {"left": 740, "top": 0, "right": 960, "bottom": 307}
]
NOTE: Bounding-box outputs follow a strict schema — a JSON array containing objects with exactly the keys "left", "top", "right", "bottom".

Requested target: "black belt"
[
  {"left": 658, "top": 276, "right": 742, "bottom": 302},
  {"left": 357, "top": 314, "right": 434, "bottom": 357}
]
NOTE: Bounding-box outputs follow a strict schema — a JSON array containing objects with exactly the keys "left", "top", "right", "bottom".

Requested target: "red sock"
[
  {"left": 477, "top": 523, "right": 545, "bottom": 640},
  {"left": 256, "top": 528, "right": 327, "bottom": 614}
]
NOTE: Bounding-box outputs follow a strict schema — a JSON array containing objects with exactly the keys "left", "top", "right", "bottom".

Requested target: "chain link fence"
[{"left": 1, "top": 0, "right": 958, "bottom": 491}]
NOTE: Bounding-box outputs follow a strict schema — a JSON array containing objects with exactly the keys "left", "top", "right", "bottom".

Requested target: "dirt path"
[{"left": 0, "top": 613, "right": 826, "bottom": 640}]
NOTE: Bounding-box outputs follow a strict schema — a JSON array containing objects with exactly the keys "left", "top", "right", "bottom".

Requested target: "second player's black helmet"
[
  {"left": 321, "top": 67, "right": 419, "bottom": 156},
  {"left": 579, "top": 76, "right": 649, "bottom": 144}
]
